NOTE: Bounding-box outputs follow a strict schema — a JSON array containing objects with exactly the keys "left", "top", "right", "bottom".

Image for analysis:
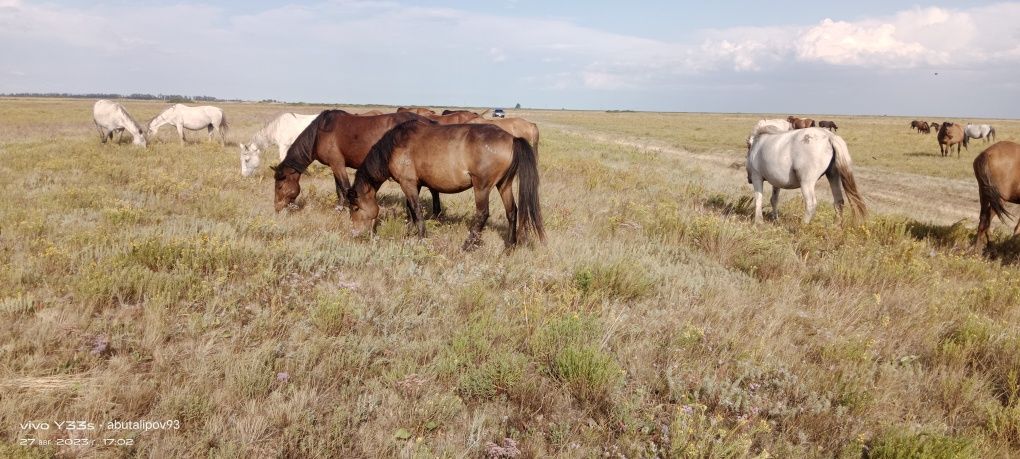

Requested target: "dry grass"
[{"left": 3, "top": 98, "right": 1020, "bottom": 457}]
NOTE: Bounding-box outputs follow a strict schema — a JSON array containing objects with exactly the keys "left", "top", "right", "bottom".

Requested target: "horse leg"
[
  {"left": 429, "top": 189, "right": 443, "bottom": 218},
  {"left": 207, "top": 124, "right": 214, "bottom": 142},
  {"left": 397, "top": 181, "right": 426, "bottom": 238},
  {"left": 463, "top": 185, "right": 492, "bottom": 250},
  {"left": 405, "top": 186, "right": 422, "bottom": 220},
  {"left": 498, "top": 180, "right": 518, "bottom": 246},
  {"left": 769, "top": 185, "right": 781, "bottom": 221},
  {"left": 975, "top": 197, "right": 992, "bottom": 250},
  {"left": 800, "top": 183, "right": 818, "bottom": 224},
  {"left": 177, "top": 124, "right": 185, "bottom": 145},
  {"left": 329, "top": 163, "right": 351, "bottom": 211},
  {"left": 117, "top": 129, "right": 124, "bottom": 144},
  {"left": 751, "top": 175, "right": 765, "bottom": 224}
]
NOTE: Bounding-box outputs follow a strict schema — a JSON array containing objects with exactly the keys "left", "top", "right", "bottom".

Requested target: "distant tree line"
[{"left": 0, "top": 92, "right": 241, "bottom": 103}]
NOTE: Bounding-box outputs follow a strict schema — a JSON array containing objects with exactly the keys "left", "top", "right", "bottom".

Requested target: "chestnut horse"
[
  {"left": 397, "top": 107, "right": 436, "bottom": 116},
  {"left": 272, "top": 110, "right": 443, "bottom": 214},
  {"left": 467, "top": 117, "right": 540, "bottom": 154},
  {"left": 974, "top": 141, "right": 1020, "bottom": 248},
  {"left": 348, "top": 120, "right": 544, "bottom": 249},
  {"left": 788, "top": 116, "right": 816, "bottom": 129},
  {"left": 938, "top": 122, "right": 967, "bottom": 157},
  {"left": 426, "top": 111, "right": 484, "bottom": 124}
]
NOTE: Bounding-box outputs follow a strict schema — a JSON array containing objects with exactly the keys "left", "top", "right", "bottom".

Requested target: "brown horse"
[
  {"left": 938, "top": 122, "right": 967, "bottom": 157},
  {"left": 929, "top": 121, "right": 940, "bottom": 133},
  {"left": 397, "top": 107, "right": 436, "bottom": 116},
  {"left": 441, "top": 109, "right": 490, "bottom": 117},
  {"left": 359, "top": 109, "right": 384, "bottom": 116},
  {"left": 466, "top": 117, "right": 540, "bottom": 154},
  {"left": 917, "top": 121, "right": 930, "bottom": 134},
  {"left": 348, "top": 120, "right": 544, "bottom": 249},
  {"left": 788, "top": 116, "right": 815, "bottom": 129},
  {"left": 817, "top": 120, "right": 838, "bottom": 132},
  {"left": 426, "top": 111, "right": 484, "bottom": 124},
  {"left": 272, "top": 110, "right": 443, "bottom": 214},
  {"left": 974, "top": 141, "right": 1020, "bottom": 248},
  {"left": 910, "top": 120, "right": 923, "bottom": 132}
]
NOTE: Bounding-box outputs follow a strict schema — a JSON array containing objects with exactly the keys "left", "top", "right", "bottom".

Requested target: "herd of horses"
[
  {"left": 91, "top": 99, "right": 1020, "bottom": 253},
  {"left": 911, "top": 119, "right": 997, "bottom": 157}
]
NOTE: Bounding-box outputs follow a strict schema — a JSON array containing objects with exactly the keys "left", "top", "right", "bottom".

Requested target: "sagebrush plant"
[{"left": 3, "top": 98, "right": 1020, "bottom": 457}]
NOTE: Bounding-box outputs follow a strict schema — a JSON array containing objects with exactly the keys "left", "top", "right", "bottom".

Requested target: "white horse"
[
  {"left": 746, "top": 126, "right": 866, "bottom": 224},
  {"left": 239, "top": 112, "right": 317, "bottom": 177},
  {"left": 148, "top": 104, "right": 228, "bottom": 145},
  {"left": 964, "top": 124, "right": 996, "bottom": 146},
  {"left": 746, "top": 118, "right": 792, "bottom": 148},
  {"left": 92, "top": 100, "right": 146, "bottom": 147}
]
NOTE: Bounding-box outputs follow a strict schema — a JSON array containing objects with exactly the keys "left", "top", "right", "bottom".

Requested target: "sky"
[{"left": 1, "top": 1, "right": 1019, "bottom": 118}]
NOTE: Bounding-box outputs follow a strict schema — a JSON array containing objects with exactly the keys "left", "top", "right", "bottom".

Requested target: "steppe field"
[{"left": 5, "top": 97, "right": 1020, "bottom": 458}]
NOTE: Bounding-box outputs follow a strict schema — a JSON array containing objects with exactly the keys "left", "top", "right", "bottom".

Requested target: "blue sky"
[{"left": 2, "top": 1, "right": 1019, "bottom": 118}]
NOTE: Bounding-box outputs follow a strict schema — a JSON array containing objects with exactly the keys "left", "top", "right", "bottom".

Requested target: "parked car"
[{"left": 492, "top": 108, "right": 505, "bottom": 118}]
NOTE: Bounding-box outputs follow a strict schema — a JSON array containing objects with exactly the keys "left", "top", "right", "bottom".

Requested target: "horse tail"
[
  {"left": 974, "top": 152, "right": 1011, "bottom": 223},
  {"left": 963, "top": 131, "right": 970, "bottom": 149},
  {"left": 219, "top": 111, "right": 229, "bottom": 135},
  {"left": 830, "top": 134, "right": 867, "bottom": 219},
  {"left": 501, "top": 137, "right": 545, "bottom": 243}
]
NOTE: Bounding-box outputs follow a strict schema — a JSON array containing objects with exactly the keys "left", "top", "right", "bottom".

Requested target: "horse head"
[
  {"left": 240, "top": 143, "right": 262, "bottom": 177},
  {"left": 271, "top": 164, "right": 301, "bottom": 211},
  {"left": 348, "top": 183, "right": 379, "bottom": 238}
]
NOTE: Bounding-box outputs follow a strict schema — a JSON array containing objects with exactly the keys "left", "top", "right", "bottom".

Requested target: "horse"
[
  {"left": 973, "top": 141, "right": 1020, "bottom": 249},
  {"left": 964, "top": 124, "right": 996, "bottom": 145},
  {"left": 817, "top": 120, "right": 838, "bottom": 132},
  {"left": 929, "top": 121, "right": 940, "bottom": 133},
  {"left": 397, "top": 107, "right": 436, "bottom": 116},
  {"left": 746, "top": 126, "right": 866, "bottom": 224},
  {"left": 426, "top": 111, "right": 484, "bottom": 124},
  {"left": 917, "top": 121, "right": 930, "bottom": 134},
  {"left": 239, "top": 112, "right": 317, "bottom": 177},
  {"left": 467, "top": 117, "right": 540, "bottom": 154},
  {"left": 746, "top": 119, "right": 792, "bottom": 149},
  {"left": 441, "top": 109, "right": 490, "bottom": 117},
  {"left": 272, "top": 110, "right": 444, "bottom": 215},
  {"left": 938, "top": 122, "right": 967, "bottom": 157},
  {"left": 148, "top": 103, "right": 228, "bottom": 145},
  {"left": 910, "top": 120, "right": 923, "bottom": 132},
  {"left": 788, "top": 116, "right": 816, "bottom": 129},
  {"left": 359, "top": 110, "right": 384, "bottom": 116},
  {"left": 347, "top": 120, "right": 544, "bottom": 250},
  {"left": 92, "top": 100, "right": 146, "bottom": 147}
]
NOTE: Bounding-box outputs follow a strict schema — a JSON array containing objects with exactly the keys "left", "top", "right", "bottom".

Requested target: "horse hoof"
[{"left": 334, "top": 204, "right": 346, "bottom": 213}]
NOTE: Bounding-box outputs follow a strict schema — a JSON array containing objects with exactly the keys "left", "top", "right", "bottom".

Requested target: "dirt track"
[{"left": 544, "top": 122, "right": 1012, "bottom": 229}]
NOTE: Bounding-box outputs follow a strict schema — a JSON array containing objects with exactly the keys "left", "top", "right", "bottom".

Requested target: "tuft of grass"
[{"left": 867, "top": 428, "right": 978, "bottom": 459}]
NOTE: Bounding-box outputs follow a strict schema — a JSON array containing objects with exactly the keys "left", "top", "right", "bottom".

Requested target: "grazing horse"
[
  {"left": 918, "top": 121, "right": 931, "bottom": 134},
  {"left": 148, "top": 104, "right": 228, "bottom": 145},
  {"left": 239, "top": 112, "right": 317, "bottom": 177},
  {"left": 348, "top": 120, "right": 544, "bottom": 249},
  {"left": 929, "top": 121, "right": 940, "bottom": 133},
  {"left": 973, "top": 141, "right": 1020, "bottom": 249},
  {"left": 92, "top": 100, "right": 146, "bottom": 147},
  {"left": 964, "top": 124, "right": 996, "bottom": 145},
  {"left": 938, "top": 122, "right": 967, "bottom": 157},
  {"left": 746, "top": 126, "right": 866, "bottom": 224},
  {"left": 817, "top": 120, "right": 838, "bottom": 132},
  {"left": 272, "top": 110, "right": 443, "bottom": 214},
  {"left": 397, "top": 107, "right": 436, "bottom": 116},
  {"left": 467, "top": 117, "right": 540, "bottom": 154},
  {"left": 910, "top": 120, "right": 924, "bottom": 132}
]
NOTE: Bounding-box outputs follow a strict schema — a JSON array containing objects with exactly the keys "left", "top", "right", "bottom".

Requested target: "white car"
[{"left": 493, "top": 108, "right": 506, "bottom": 118}]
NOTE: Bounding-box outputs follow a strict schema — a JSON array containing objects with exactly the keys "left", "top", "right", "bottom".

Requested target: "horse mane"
[
  {"left": 355, "top": 119, "right": 425, "bottom": 187},
  {"left": 117, "top": 105, "right": 144, "bottom": 134},
  {"left": 252, "top": 112, "right": 298, "bottom": 147},
  {"left": 276, "top": 110, "right": 348, "bottom": 176}
]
